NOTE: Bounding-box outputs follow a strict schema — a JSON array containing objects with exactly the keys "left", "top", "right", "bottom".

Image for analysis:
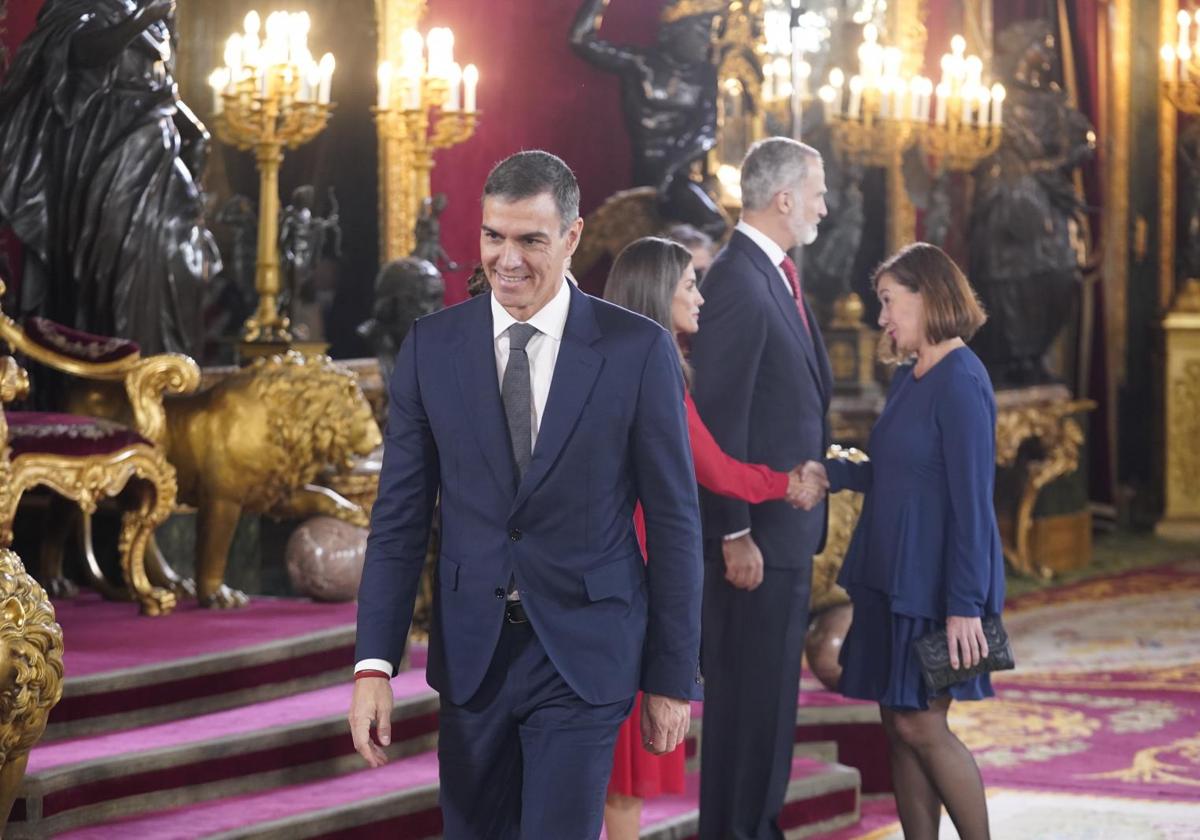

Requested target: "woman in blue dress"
[{"left": 800, "top": 243, "right": 1004, "bottom": 840}]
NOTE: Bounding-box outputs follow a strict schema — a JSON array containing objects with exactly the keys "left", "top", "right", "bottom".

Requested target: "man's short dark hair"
[{"left": 482, "top": 151, "right": 581, "bottom": 232}]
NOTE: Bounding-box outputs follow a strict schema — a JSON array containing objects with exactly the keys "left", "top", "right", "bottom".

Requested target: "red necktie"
[{"left": 780, "top": 256, "right": 812, "bottom": 337}]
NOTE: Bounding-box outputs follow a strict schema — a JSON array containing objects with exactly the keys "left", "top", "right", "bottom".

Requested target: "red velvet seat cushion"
[
  {"left": 22, "top": 317, "right": 140, "bottom": 364},
  {"left": 5, "top": 412, "right": 148, "bottom": 458}
]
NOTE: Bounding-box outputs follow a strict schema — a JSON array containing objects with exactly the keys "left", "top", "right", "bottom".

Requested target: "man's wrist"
[
  {"left": 354, "top": 669, "right": 390, "bottom": 681},
  {"left": 722, "top": 528, "right": 751, "bottom": 542}
]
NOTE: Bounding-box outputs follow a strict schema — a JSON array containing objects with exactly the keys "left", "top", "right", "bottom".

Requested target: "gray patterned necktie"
[{"left": 502, "top": 323, "right": 539, "bottom": 481}]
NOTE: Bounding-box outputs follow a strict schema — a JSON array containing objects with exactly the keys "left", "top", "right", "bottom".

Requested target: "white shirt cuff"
[
  {"left": 355, "top": 658, "right": 394, "bottom": 677},
  {"left": 723, "top": 528, "right": 751, "bottom": 541}
]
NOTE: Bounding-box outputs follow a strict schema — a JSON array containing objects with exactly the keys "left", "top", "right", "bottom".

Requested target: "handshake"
[{"left": 785, "top": 461, "right": 828, "bottom": 511}]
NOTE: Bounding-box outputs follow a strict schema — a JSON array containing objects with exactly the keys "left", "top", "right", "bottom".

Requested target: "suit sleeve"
[
  {"left": 688, "top": 258, "right": 768, "bottom": 535},
  {"left": 937, "top": 372, "right": 996, "bottom": 618},
  {"left": 633, "top": 329, "right": 704, "bottom": 700},
  {"left": 688, "top": 394, "right": 788, "bottom": 503},
  {"left": 823, "top": 457, "right": 873, "bottom": 494},
  {"left": 354, "top": 322, "right": 440, "bottom": 673}
]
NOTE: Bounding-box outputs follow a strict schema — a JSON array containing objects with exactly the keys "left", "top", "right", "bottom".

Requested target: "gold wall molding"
[
  {"left": 1161, "top": 311, "right": 1200, "bottom": 528},
  {"left": 1160, "top": 0, "right": 1178, "bottom": 319},
  {"left": 887, "top": 0, "right": 927, "bottom": 251}
]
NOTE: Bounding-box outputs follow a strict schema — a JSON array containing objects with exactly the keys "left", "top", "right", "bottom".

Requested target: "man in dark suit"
[
  {"left": 348, "top": 151, "right": 703, "bottom": 839},
  {"left": 689, "top": 138, "right": 831, "bottom": 839}
]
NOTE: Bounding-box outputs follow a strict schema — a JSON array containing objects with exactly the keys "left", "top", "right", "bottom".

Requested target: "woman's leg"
[
  {"left": 603, "top": 792, "right": 643, "bottom": 840},
  {"left": 880, "top": 706, "right": 942, "bottom": 839},
  {"left": 889, "top": 697, "right": 991, "bottom": 840}
]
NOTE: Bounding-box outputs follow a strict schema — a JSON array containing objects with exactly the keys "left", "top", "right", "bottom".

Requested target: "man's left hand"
[{"left": 640, "top": 693, "right": 690, "bottom": 756}]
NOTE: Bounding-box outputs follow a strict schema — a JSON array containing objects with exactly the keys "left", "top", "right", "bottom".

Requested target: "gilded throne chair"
[{"left": 0, "top": 284, "right": 200, "bottom": 615}]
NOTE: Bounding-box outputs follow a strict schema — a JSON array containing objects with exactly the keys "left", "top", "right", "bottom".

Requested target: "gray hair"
[
  {"left": 739, "top": 138, "right": 822, "bottom": 212},
  {"left": 482, "top": 150, "right": 581, "bottom": 232}
]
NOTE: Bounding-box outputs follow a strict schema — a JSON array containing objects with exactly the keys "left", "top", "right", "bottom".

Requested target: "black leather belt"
[{"left": 504, "top": 601, "right": 529, "bottom": 624}]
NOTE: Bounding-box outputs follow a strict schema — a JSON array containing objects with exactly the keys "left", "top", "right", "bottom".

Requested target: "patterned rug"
[{"left": 828, "top": 559, "right": 1200, "bottom": 838}]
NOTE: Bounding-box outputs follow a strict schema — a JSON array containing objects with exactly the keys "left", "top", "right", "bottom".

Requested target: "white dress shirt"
[{"left": 355, "top": 278, "right": 572, "bottom": 677}]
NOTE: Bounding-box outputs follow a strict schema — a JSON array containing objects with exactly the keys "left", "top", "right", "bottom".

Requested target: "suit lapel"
[
  {"left": 453, "top": 296, "right": 518, "bottom": 497},
  {"left": 733, "top": 233, "right": 827, "bottom": 393},
  {"left": 511, "top": 284, "right": 603, "bottom": 513}
]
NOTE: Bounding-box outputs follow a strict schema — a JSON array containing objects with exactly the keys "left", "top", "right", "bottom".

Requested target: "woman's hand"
[
  {"left": 945, "top": 615, "right": 989, "bottom": 670},
  {"left": 786, "top": 461, "right": 828, "bottom": 510}
]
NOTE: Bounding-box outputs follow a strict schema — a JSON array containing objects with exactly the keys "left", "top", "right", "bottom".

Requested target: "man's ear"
[
  {"left": 564, "top": 216, "right": 584, "bottom": 256},
  {"left": 774, "top": 189, "right": 793, "bottom": 216}
]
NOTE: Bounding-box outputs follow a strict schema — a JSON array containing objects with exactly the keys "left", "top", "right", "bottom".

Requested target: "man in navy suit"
[
  {"left": 689, "top": 138, "right": 831, "bottom": 839},
  {"left": 349, "top": 151, "right": 703, "bottom": 839}
]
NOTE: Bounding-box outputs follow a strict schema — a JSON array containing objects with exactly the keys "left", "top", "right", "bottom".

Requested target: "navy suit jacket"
[
  {"left": 689, "top": 230, "right": 833, "bottom": 567},
  {"left": 355, "top": 282, "right": 704, "bottom": 706}
]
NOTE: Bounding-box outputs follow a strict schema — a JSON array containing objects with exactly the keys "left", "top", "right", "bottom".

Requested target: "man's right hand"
[
  {"left": 349, "top": 677, "right": 394, "bottom": 767},
  {"left": 722, "top": 533, "right": 764, "bottom": 590}
]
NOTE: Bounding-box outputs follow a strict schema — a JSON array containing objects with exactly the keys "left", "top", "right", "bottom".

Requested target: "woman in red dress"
[{"left": 602, "top": 236, "right": 806, "bottom": 839}]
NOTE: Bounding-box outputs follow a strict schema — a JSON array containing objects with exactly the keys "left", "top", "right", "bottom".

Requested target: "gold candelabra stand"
[
  {"left": 375, "top": 80, "right": 478, "bottom": 261},
  {"left": 1162, "top": 74, "right": 1200, "bottom": 114},
  {"left": 213, "top": 75, "right": 332, "bottom": 343},
  {"left": 919, "top": 115, "right": 1003, "bottom": 172},
  {"left": 829, "top": 113, "right": 915, "bottom": 168}
]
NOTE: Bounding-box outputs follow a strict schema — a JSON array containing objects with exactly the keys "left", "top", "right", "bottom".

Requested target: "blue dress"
[{"left": 825, "top": 347, "right": 1006, "bottom": 710}]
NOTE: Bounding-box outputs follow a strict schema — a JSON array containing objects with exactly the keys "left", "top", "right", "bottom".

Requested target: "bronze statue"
[
  {"left": 278, "top": 185, "right": 342, "bottom": 327},
  {"left": 968, "top": 19, "right": 1095, "bottom": 387},
  {"left": 807, "top": 166, "right": 865, "bottom": 312},
  {"left": 0, "top": 0, "right": 220, "bottom": 357},
  {"left": 357, "top": 258, "right": 444, "bottom": 381},
  {"left": 570, "top": 0, "right": 727, "bottom": 238},
  {"left": 0, "top": 548, "right": 63, "bottom": 830},
  {"left": 412, "top": 193, "right": 459, "bottom": 272}
]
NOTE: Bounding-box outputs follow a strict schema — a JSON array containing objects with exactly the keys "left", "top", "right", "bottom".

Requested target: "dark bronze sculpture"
[
  {"left": 968, "top": 19, "right": 1095, "bottom": 387},
  {"left": 0, "top": 0, "right": 221, "bottom": 357},
  {"left": 570, "top": 0, "right": 727, "bottom": 238},
  {"left": 279, "top": 185, "right": 342, "bottom": 327},
  {"left": 357, "top": 258, "right": 444, "bottom": 381},
  {"left": 412, "top": 193, "right": 459, "bottom": 272},
  {"left": 807, "top": 166, "right": 865, "bottom": 311}
]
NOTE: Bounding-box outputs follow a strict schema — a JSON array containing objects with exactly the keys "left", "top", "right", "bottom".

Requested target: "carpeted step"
[
  {"left": 11, "top": 671, "right": 438, "bottom": 838},
  {"left": 55, "top": 752, "right": 858, "bottom": 840},
  {"left": 795, "top": 684, "right": 890, "bottom": 795},
  {"left": 48, "top": 594, "right": 364, "bottom": 741}
]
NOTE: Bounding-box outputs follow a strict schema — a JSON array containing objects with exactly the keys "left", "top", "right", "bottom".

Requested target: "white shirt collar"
[
  {"left": 491, "top": 276, "right": 572, "bottom": 342},
  {"left": 735, "top": 219, "right": 787, "bottom": 268}
]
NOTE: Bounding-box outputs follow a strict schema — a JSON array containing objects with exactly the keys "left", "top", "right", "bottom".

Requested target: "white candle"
[
  {"left": 1195, "top": 10, "right": 1200, "bottom": 55},
  {"left": 991, "top": 83, "right": 1005, "bottom": 127},
  {"left": 830, "top": 67, "right": 845, "bottom": 115},
  {"left": 318, "top": 52, "right": 335, "bottom": 104},
  {"left": 244, "top": 10, "right": 260, "bottom": 37},
  {"left": 224, "top": 34, "right": 242, "bottom": 74},
  {"left": 402, "top": 28, "right": 424, "bottom": 77},
  {"left": 463, "top": 63, "right": 478, "bottom": 112},
  {"left": 893, "top": 81, "right": 906, "bottom": 122},
  {"left": 977, "top": 89, "right": 991, "bottom": 127},
  {"left": 377, "top": 61, "right": 392, "bottom": 110},
  {"left": 878, "top": 78, "right": 891, "bottom": 118},
  {"left": 446, "top": 63, "right": 462, "bottom": 111},
  {"left": 965, "top": 55, "right": 983, "bottom": 89},
  {"left": 407, "top": 73, "right": 422, "bottom": 109},
  {"left": 1162, "top": 44, "right": 1178, "bottom": 85},
  {"left": 1183, "top": 46, "right": 1193, "bottom": 83},
  {"left": 818, "top": 85, "right": 836, "bottom": 123},
  {"left": 848, "top": 75, "right": 863, "bottom": 119},
  {"left": 935, "top": 82, "right": 948, "bottom": 125},
  {"left": 209, "top": 69, "right": 228, "bottom": 113},
  {"left": 1179, "top": 10, "right": 1192, "bottom": 55}
]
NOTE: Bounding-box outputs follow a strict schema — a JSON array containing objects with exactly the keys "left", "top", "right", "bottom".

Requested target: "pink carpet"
[
  {"left": 29, "top": 669, "right": 433, "bottom": 773},
  {"left": 56, "top": 753, "right": 442, "bottom": 839},
  {"left": 56, "top": 592, "right": 357, "bottom": 677}
]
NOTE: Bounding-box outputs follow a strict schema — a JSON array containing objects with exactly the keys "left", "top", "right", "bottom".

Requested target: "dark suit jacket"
[
  {"left": 355, "top": 282, "right": 704, "bottom": 706},
  {"left": 689, "top": 230, "right": 833, "bottom": 567}
]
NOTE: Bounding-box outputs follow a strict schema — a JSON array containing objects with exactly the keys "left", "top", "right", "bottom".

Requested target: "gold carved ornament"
[
  {"left": 147, "top": 352, "right": 382, "bottom": 608},
  {"left": 994, "top": 399, "right": 1096, "bottom": 578},
  {"left": 1168, "top": 358, "right": 1200, "bottom": 502},
  {"left": 661, "top": 0, "right": 727, "bottom": 24},
  {"left": 0, "top": 548, "right": 63, "bottom": 832}
]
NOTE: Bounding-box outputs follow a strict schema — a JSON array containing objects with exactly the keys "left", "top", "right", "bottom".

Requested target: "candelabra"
[
  {"left": 1162, "top": 9, "right": 1200, "bottom": 114},
  {"left": 210, "top": 10, "right": 334, "bottom": 344},
  {"left": 817, "top": 30, "right": 1004, "bottom": 172},
  {"left": 375, "top": 24, "right": 479, "bottom": 262}
]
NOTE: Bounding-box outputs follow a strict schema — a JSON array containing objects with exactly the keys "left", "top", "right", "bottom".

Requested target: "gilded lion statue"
[
  {"left": 152, "top": 353, "right": 382, "bottom": 608},
  {"left": 0, "top": 549, "right": 63, "bottom": 830}
]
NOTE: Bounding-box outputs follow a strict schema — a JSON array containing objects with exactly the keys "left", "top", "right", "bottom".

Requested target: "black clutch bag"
[{"left": 913, "top": 615, "right": 1015, "bottom": 693}]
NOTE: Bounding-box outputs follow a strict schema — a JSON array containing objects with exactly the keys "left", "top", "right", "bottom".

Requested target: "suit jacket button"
[
  {"left": 494, "top": 588, "right": 505, "bottom": 599},
  {"left": 508, "top": 528, "right": 522, "bottom": 541}
]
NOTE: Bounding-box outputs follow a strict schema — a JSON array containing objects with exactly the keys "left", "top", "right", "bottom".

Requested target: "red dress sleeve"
[{"left": 686, "top": 392, "right": 789, "bottom": 503}]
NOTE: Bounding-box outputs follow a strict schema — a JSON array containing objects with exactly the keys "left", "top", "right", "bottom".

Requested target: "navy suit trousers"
[{"left": 437, "top": 621, "right": 634, "bottom": 839}]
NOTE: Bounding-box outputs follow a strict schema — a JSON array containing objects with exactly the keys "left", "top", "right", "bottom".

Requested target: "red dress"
[{"left": 609, "top": 391, "right": 789, "bottom": 797}]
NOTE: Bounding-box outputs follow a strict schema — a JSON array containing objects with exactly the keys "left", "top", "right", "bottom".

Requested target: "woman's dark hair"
[
  {"left": 872, "top": 242, "right": 987, "bottom": 363},
  {"left": 603, "top": 236, "right": 694, "bottom": 384}
]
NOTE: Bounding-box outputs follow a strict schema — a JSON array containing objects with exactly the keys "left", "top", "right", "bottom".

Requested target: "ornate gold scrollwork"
[{"left": 994, "top": 397, "right": 1097, "bottom": 578}]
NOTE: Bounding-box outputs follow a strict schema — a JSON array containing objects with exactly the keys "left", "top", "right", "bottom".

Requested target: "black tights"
[{"left": 880, "top": 698, "right": 991, "bottom": 840}]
